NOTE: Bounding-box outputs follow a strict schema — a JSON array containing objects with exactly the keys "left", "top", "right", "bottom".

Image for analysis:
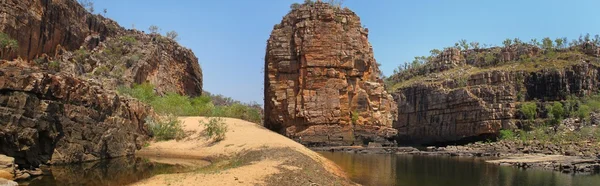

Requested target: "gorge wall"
[
  {"left": 0, "top": 64, "right": 151, "bottom": 166},
  {"left": 0, "top": 0, "right": 203, "bottom": 169},
  {"left": 392, "top": 45, "right": 600, "bottom": 144},
  {"left": 0, "top": 0, "right": 203, "bottom": 96},
  {"left": 264, "top": 2, "right": 397, "bottom": 146}
]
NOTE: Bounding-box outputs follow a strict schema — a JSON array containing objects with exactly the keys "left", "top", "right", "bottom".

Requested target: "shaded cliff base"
[{"left": 132, "top": 117, "right": 355, "bottom": 186}]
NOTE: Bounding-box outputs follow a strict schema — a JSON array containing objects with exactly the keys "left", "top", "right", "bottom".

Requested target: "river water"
[
  {"left": 319, "top": 152, "right": 600, "bottom": 186},
  {"left": 17, "top": 157, "right": 191, "bottom": 186}
]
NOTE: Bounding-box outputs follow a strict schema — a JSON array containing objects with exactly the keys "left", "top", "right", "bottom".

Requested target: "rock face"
[
  {"left": 264, "top": 2, "right": 397, "bottom": 146},
  {"left": 0, "top": 0, "right": 118, "bottom": 61},
  {"left": 393, "top": 63, "right": 600, "bottom": 144},
  {"left": 0, "top": 0, "right": 203, "bottom": 96},
  {"left": 0, "top": 64, "right": 151, "bottom": 166},
  {"left": 0, "top": 155, "right": 13, "bottom": 180}
]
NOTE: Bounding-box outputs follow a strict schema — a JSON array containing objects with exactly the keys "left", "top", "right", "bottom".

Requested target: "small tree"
[
  {"left": 430, "top": 49, "right": 441, "bottom": 57},
  {"left": 290, "top": 3, "right": 302, "bottom": 10},
  {"left": 502, "top": 38, "right": 512, "bottom": 48},
  {"left": 454, "top": 42, "right": 461, "bottom": 50},
  {"left": 166, "top": 31, "right": 179, "bottom": 41},
  {"left": 555, "top": 38, "right": 564, "bottom": 49},
  {"left": 584, "top": 33, "right": 591, "bottom": 42},
  {"left": 469, "top": 41, "right": 480, "bottom": 50},
  {"left": 103, "top": 8, "right": 107, "bottom": 16},
  {"left": 513, "top": 38, "right": 522, "bottom": 46},
  {"left": 327, "top": 0, "right": 344, "bottom": 7},
  {"left": 520, "top": 102, "right": 537, "bottom": 120},
  {"left": 542, "top": 37, "right": 554, "bottom": 49},
  {"left": 458, "top": 39, "right": 469, "bottom": 50},
  {"left": 149, "top": 25, "right": 160, "bottom": 34},
  {"left": 78, "top": 0, "right": 94, "bottom": 13},
  {"left": 530, "top": 38, "right": 541, "bottom": 48}
]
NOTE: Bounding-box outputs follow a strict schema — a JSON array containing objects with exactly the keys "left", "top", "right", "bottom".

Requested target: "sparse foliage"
[
  {"left": 520, "top": 102, "right": 537, "bottom": 120},
  {"left": 555, "top": 38, "right": 564, "bottom": 49},
  {"left": 459, "top": 39, "right": 469, "bottom": 50},
  {"left": 202, "top": 117, "right": 228, "bottom": 141},
  {"left": 503, "top": 38, "right": 512, "bottom": 48},
  {"left": 0, "top": 33, "right": 18, "bottom": 50},
  {"left": 326, "top": 0, "right": 345, "bottom": 7},
  {"left": 78, "top": 0, "right": 94, "bottom": 13},
  {"left": 149, "top": 25, "right": 160, "bottom": 34},
  {"left": 146, "top": 115, "right": 186, "bottom": 141},
  {"left": 290, "top": 3, "right": 302, "bottom": 10},
  {"left": 541, "top": 37, "right": 554, "bottom": 49},
  {"left": 166, "top": 31, "right": 179, "bottom": 41},
  {"left": 469, "top": 41, "right": 480, "bottom": 50},
  {"left": 430, "top": 49, "right": 442, "bottom": 56}
]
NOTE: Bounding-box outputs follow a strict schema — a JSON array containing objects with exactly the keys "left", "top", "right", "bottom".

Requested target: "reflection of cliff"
[
  {"left": 318, "top": 152, "right": 597, "bottom": 186},
  {"left": 26, "top": 157, "right": 180, "bottom": 186}
]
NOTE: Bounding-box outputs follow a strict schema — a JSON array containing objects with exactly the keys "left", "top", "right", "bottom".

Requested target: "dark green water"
[
  {"left": 319, "top": 152, "right": 600, "bottom": 186},
  {"left": 17, "top": 157, "right": 186, "bottom": 186}
]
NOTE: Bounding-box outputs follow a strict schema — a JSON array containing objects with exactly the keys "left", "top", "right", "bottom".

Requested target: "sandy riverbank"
[{"left": 131, "top": 117, "right": 354, "bottom": 186}]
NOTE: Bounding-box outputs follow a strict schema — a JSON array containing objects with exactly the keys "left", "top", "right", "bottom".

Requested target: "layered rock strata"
[{"left": 264, "top": 2, "right": 397, "bottom": 146}]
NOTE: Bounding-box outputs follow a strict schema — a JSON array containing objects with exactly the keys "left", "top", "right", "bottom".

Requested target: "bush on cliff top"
[{"left": 118, "top": 83, "right": 263, "bottom": 124}]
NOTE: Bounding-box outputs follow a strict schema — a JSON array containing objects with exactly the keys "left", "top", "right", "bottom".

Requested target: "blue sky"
[{"left": 93, "top": 0, "right": 600, "bottom": 104}]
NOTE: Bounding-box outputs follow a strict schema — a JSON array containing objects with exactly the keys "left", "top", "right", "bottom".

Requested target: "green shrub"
[
  {"left": 484, "top": 52, "right": 495, "bottom": 64},
  {"left": 520, "top": 102, "right": 537, "bottom": 120},
  {"left": 74, "top": 48, "right": 89, "bottom": 63},
  {"left": 48, "top": 61, "right": 60, "bottom": 71},
  {"left": 118, "top": 83, "right": 156, "bottom": 103},
  {"left": 498, "top": 129, "right": 516, "bottom": 140},
  {"left": 120, "top": 35, "right": 137, "bottom": 45},
  {"left": 0, "top": 33, "right": 18, "bottom": 50},
  {"left": 202, "top": 117, "right": 228, "bottom": 141},
  {"left": 546, "top": 102, "right": 564, "bottom": 126},
  {"left": 93, "top": 65, "right": 109, "bottom": 76},
  {"left": 351, "top": 111, "right": 359, "bottom": 125},
  {"left": 118, "top": 83, "right": 263, "bottom": 124},
  {"left": 290, "top": 3, "right": 301, "bottom": 10},
  {"left": 150, "top": 92, "right": 197, "bottom": 116},
  {"left": 145, "top": 115, "right": 186, "bottom": 141}
]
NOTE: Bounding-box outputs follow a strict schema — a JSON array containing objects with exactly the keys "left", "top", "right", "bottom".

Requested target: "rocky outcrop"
[
  {"left": 393, "top": 63, "right": 600, "bottom": 144},
  {"left": 0, "top": 64, "right": 151, "bottom": 167},
  {"left": 264, "top": 2, "right": 397, "bottom": 146},
  {"left": 0, "top": 0, "right": 119, "bottom": 60},
  {"left": 0, "top": 155, "right": 13, "bottom": 180},
  {"left": 0, "top": 0, "right": 203, "bottom": 96}
]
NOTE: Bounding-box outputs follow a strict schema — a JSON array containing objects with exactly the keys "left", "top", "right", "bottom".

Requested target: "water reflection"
[
  {"left": 319, "top": 152, "right": 600, "bottom": 186},
  {"left": 19, "top": 157, "right": 187, "bottom": 186}
]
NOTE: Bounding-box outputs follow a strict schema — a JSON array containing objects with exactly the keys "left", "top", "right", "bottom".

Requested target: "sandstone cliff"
[
  {"left": 0, "top": 0, "right": 203, "bottom": 96},
  {"left": 390, "top": 43, "right": 600, "bottom": 144},
  {"left": 0, "top": 0, "right": 203, "bottom": 169},
  {"left": 264, "top": 2, "right": 397, "bottom": 146},
  {"left": 0, "top": 62, "right": 150, "bottom": 167}
]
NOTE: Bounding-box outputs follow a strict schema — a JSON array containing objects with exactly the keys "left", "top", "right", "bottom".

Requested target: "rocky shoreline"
[{"left": 311, "top": 141, "right": 600, "bottom": 175}]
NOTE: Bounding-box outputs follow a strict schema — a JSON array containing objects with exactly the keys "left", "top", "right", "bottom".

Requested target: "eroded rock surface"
[
  {"left": 0, "top": 64, "right": 151, "bottom": 166},
  {"left": 0, "top": 0, "right": 203, "bottom": 96},
  {"left": 394, "top": 63, "right": 600, "bottom": 144},
  {"left": 264, "top": 2, "right": 397, "bottom": 146}
]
